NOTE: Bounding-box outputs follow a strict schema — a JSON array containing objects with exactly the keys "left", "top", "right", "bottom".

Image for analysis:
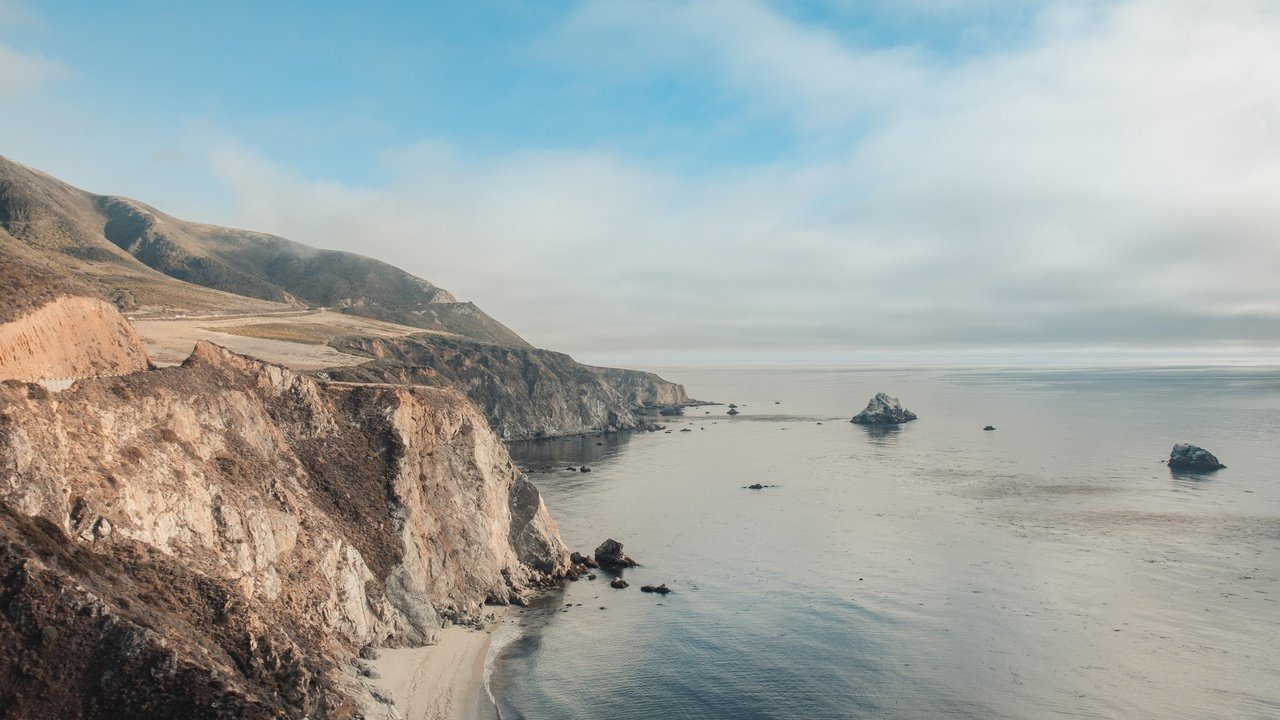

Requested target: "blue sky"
[{"left": 4, "top": 1, "right": 1280, "bottom": 360}]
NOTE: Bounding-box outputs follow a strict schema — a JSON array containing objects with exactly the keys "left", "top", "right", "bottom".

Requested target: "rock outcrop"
[
  {"left": 323, "top": 334, "right": 697, "bottom": 441},
  {"left": 1168, "top": 443, "right": 1226, "bottom": 472},
  {"left": 594, "top": 539, "right": 637, "bottom": 569},
  {"left": 851, "top": 393, "right": 918, "bottom": 425},
  {"left": 0, "top": 296, "right": 151, "bottom": 381},
  {"left": 0, "top": 329, "right": 569, "bottom": 716}
]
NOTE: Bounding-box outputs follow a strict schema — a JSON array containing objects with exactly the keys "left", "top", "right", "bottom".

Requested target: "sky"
[{"left": 3, "top": 0, "right": 1279, "bottom": 363}]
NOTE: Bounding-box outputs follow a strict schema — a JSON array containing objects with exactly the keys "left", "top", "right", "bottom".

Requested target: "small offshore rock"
[
  {"left": 594, "top": 538, "right": 637, "bottom": 568},
  {"left": 680, "top": 428, "right": 692, "bottom": 432},
  {"left": 1168, "top": 443, "right": 1226, "bottom": 472},
  {"left": 727, "top": 408, "right": 740, "bottom": 416},
  {"left": 610, "top": 578, "right": 629, "bottom": 589},
  {"left": 850, "top": 392, "right": 918, "bottom": 425},
  {"left": 983, "top": 425, "right": 996, "bottom": 431},
  {"left": 579, "top": 465, "right": 592, "bottom": 473},
  {"left": 566, "top": 466, "right": 578, "bottom": 471},
  {"left": 745, "top": 483, "right": 765, "bottom": 490}
]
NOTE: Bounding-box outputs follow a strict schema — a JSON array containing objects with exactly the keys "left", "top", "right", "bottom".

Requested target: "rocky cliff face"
[
  {"left": 0, "top": 296, "right": 151, "bottom": 381},
  {"left": 0, "top": 328, "right": 568, "bottom": 717},
  {"left": 324, "top": 335, "right": 695, "bottom": 441}
]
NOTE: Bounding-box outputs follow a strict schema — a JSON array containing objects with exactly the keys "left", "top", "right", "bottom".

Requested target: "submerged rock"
[
  {"left": 640, "top": 584, "right": 671, "bottom": 594},
  {"left": 850, "top": 393, "right": 917, "bottom": 425},
  {"left": 594, "top": 539, "right": 637, "bottom": 568},
  {"left": 1168, "top": 443, "right": 1225, "bottom": 472},
  {"left": 983, "top": 425, "right": 996, "bottom": 431}
]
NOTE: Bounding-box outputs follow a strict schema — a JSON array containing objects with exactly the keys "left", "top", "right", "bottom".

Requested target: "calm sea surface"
[{"left": 494, "top": 366, "right": 1280, "bottom": 719}]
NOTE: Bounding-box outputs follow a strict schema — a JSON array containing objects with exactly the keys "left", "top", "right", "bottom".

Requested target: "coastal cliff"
[
  {"left": 324, "top": 334, "right": 695, "bottom": 441},
  {"left": 0, "top": 304, "right": 569, "bottom": 717}
]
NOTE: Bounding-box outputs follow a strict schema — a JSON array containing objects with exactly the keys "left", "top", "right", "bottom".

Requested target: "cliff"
[
  {"left": 0, "top": 296, "right": 151, "bottom": 381},
  {"left": 0, "top": 327, "right": 569, "bottom": 717},
  {"left": 323, "top": 334, "right": 695, "bottom": 441}
]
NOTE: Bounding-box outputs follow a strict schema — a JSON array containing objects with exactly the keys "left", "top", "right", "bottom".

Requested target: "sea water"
[{"left": 495, "top": 366, "right": 1280, "bottom": 719}]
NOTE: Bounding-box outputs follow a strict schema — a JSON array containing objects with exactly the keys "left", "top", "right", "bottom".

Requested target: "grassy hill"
[{"left": 0, "top": 155, "right": 528, "bottom": 346}]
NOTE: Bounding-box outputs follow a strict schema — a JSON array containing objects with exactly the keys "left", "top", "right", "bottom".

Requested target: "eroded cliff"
[
  {"left": 0, "top": 331, "right": 568, "bottom": 717},
  {"left": 324, "top": 334, "right": 695, "bottom": 441},
  {"left": 0, "top": 296, "right": 151, "bottom": 381}
]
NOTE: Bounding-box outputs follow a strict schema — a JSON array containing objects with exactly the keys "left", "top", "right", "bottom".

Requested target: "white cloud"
[
  {"left": 206, "top": 0, "right": 1280, "bottom": 357},
  {"left": 0, "top": 42, "right": 62, "bottom": 94}
]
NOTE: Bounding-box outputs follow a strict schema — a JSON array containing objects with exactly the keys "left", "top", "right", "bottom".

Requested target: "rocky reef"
[
  {"left": 323, "top": 334, "right": 696, "bottom": 441},
  {"left": 0, "top": 302, "right": 570, "bottom": 717},
  {"left": 851, "top": 392, "right": 918, "bottom": 425},
  {"left": 1168, "top": 443, "right": 1226, "bottom": 472}
]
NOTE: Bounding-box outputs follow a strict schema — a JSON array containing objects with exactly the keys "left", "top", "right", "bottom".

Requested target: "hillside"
[{"left": 0, "top": 155, "right": 527, "bottom": 346}]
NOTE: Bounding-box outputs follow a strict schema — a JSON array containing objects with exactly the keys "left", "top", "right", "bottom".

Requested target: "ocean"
[{"left": 494, "top": 365, "right": 1280, "bottom": 719}]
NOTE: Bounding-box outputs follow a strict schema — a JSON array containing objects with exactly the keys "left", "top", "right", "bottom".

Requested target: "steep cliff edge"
[
  {"left": 0, "top": 296, "right": 151, "bottom": 381},
  {"left": 323, "top": 334, "right": 696, "bottom": 441},
  {"left": 0, "top": 329, "right": 569, "bottom": 717}
]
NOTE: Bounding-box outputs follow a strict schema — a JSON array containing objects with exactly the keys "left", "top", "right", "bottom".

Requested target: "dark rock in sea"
[
  {"left": 774, "top": 401, "right": 780, "bottom": 404},
  {"left": 1168, "top": 443, "right": 1225, "bottom": 472},
  {"left": 850, "top": 392, "right": 917, "bottom": 425},
  {"left": 727, "top": 408, "right": 740, "bottom": 416},
  {"left": 595, "top": 538, "right": 637, "bottom": 568},
  {"left": 746, "top": 483, "right": 765, "bottom": 490},
  {"left": 579, "top": 465, "right": 592, "bottom": 473},
  {"left": 566, "top": 466, "right": 578, "bottom": 471},
  {"left": 729, "top": 403, "right": 738, "bottom": 409},
  {"left": 587, "top": 573, "right": 597, "bottom": 580},
  {"left": 659, "top": 406, "right": 684, "bottom": 416},
  {"left": 680, "top": 428, "right": 692, "bottom": 432},
  {"left": 983, "top": 425, "right": 996, "bottom": 431},
  {"left": 640, "top": 583, "right": 672, "bottom": 594},
  {"left": 610, "top": 578, "right": 629, "bottom": 589}
]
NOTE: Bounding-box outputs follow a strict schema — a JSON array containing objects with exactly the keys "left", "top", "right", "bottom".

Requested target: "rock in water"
[
  {"left": 850, "top": 393, "right": 918, "bottom": 425},
  {"left": 983, "top": 425, "right": 996, "bottom": 431},
  {"left": 610, "top": 578, "right": 629, "bottom": 589},
  {"left": 594, "top": 538, "right": 637, "bottom": 568},
  {"left": 1168, "top": 443, "right": 1226, "bottom": 472}
]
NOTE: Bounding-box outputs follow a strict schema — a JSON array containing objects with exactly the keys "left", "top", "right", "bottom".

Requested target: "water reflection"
[
  {"left": 858, "top": 423, "right": 903, "bottom": 442},
  {"left": 507, "top": 432, "right": 637, "bottom": 472}
]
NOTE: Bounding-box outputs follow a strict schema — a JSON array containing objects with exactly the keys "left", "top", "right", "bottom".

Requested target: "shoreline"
[{"left": 368, "top": 623, "right": 502, "bottom": 720}]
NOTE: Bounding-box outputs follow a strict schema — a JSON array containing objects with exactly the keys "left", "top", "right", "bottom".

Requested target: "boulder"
[
  {"left": 727, "top": 408, "right": 740, "bottom": 416},
  {"left": 1168, "top": 443, "right": 1225, "bottom": 472},
  {"left": 850, "top": 393, "right": 917, "bottom": 425},
  {"left": 594, "top": 538, "right": 637, "bottom": 568},
  {"left": 610, "top": 578, "right": 629, "bottom": 589},
  {"left": 983, "top": 425, "right": 995, "bottom": 431},
  {"left": 579, "top": 465, "right": 592, "bottom": 473}
]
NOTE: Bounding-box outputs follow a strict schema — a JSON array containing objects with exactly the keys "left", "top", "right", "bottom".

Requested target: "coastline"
[{"left": 368, "top": 624, "right": 502, "bottom": 720}]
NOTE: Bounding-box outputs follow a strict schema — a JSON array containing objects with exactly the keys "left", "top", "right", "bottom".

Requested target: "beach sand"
[{"left": 368, "top": 627, "right": 500, "bottom": 720}]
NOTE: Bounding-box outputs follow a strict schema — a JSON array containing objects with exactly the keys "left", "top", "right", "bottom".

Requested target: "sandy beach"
[{"left": 368, "top": 627, "right": 500, "bottom": 720}]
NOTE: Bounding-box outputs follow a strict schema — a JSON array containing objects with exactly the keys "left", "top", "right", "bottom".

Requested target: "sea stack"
[
  {"left": 1168, "top": 443, "right": 1226, "bottom": 472},
  {"left": 850, "top": 392, "right": 918, "bottom": 425},
  {"left": 594, "top": 538, "right": 637, "bottom": 568}
]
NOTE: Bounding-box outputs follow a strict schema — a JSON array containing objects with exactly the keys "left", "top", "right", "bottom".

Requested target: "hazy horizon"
[{"left": 5, "top": 0, "right": 1279, "bottom": 360}]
